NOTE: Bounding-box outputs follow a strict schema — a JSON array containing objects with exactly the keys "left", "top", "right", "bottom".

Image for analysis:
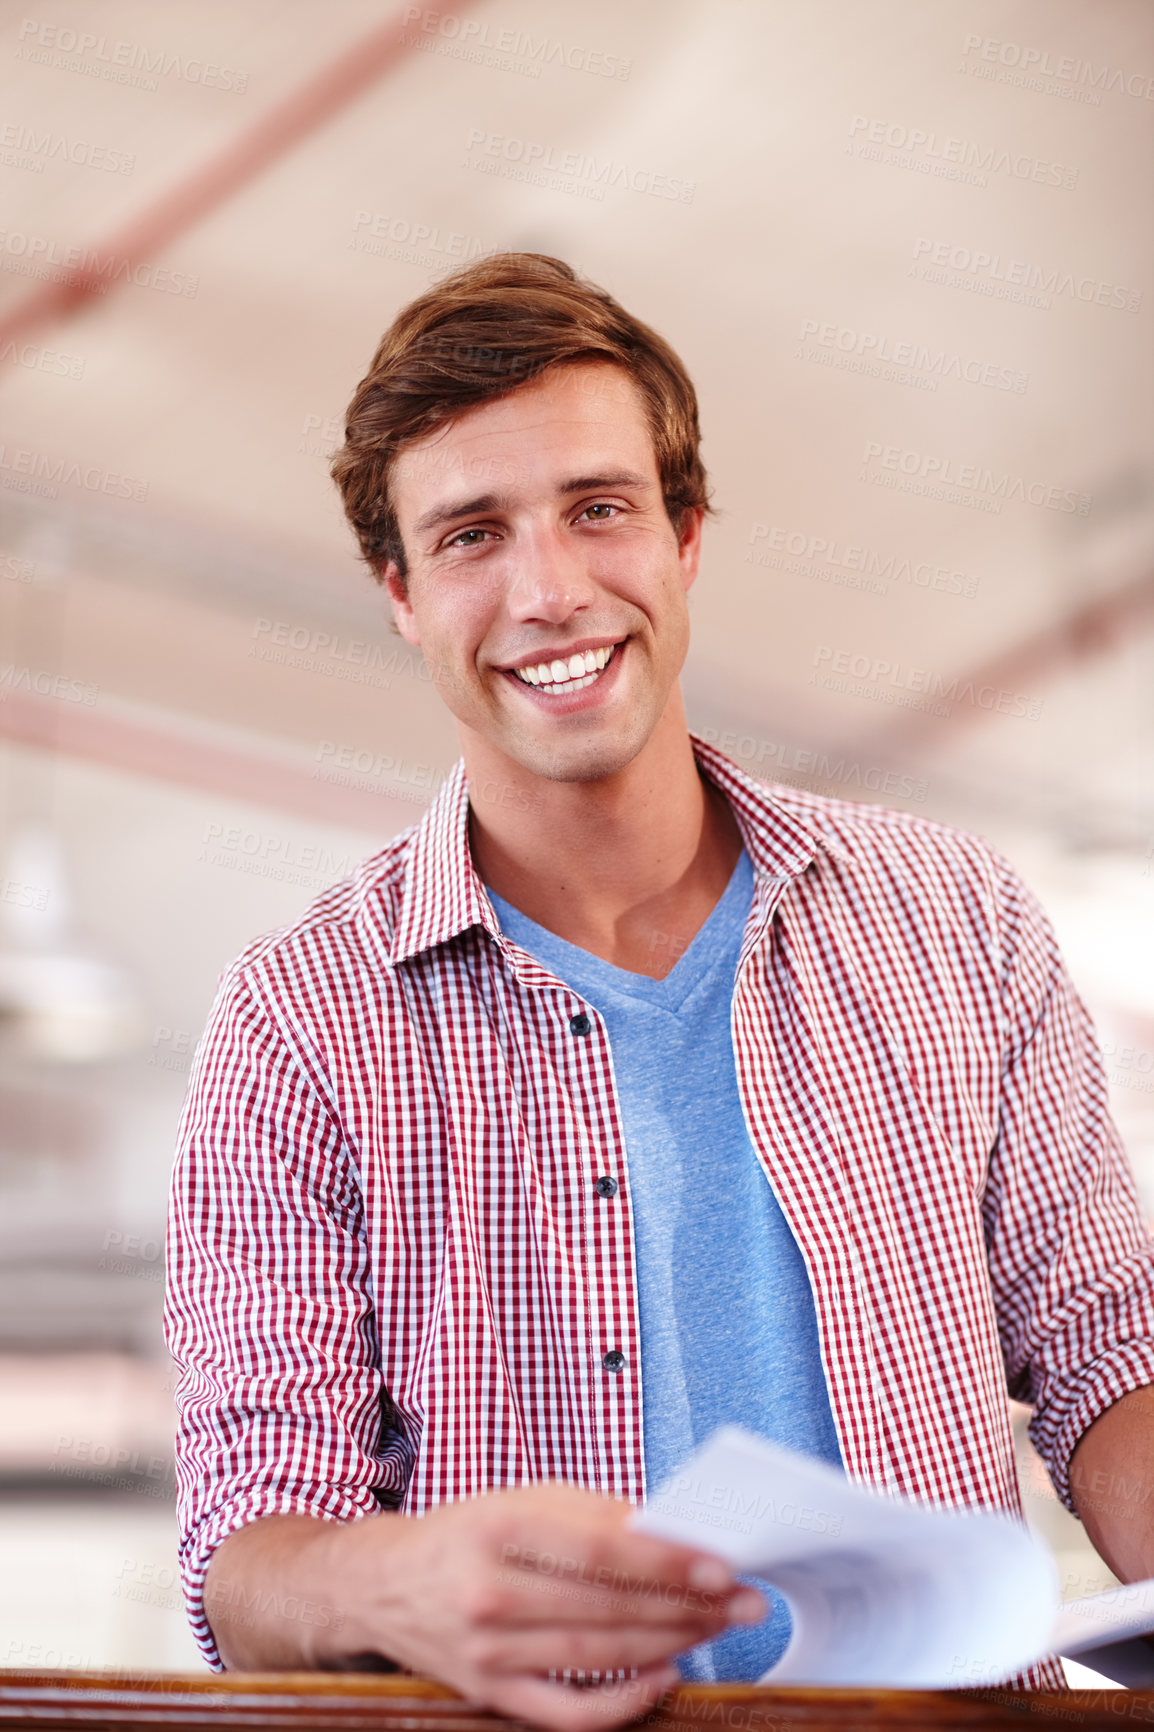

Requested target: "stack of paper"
[{"left": 630, "top": 1426, "right": 1154, "bottom": 1687}]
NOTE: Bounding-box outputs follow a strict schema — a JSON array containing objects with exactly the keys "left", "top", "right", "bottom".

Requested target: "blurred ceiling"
[{"left": 0, "top": 0, "right": 1151, "bottom": 844}]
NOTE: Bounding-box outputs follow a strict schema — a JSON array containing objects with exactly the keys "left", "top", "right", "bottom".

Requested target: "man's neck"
[{"left": 463, "top": 704, "right": 743, "bottom": 981}]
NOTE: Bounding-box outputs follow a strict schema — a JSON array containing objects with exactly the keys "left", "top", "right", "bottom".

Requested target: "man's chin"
[{"left": 500, "top": 715, "right": 653, "bottom": 786}]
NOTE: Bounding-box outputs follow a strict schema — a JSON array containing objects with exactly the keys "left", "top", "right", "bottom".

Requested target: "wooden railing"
[{"left": 0, "top": 1672, "right": 1148, "bottom": 1731}]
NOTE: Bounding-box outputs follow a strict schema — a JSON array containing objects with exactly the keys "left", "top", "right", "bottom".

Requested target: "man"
[{"left": 166, "top": 253, "right": 1154, "bottom": 1726}]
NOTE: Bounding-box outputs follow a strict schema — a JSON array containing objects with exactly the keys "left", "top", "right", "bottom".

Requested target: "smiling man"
[{"left": 166, "top": 254, "right": 1154, "bottom": 1725}]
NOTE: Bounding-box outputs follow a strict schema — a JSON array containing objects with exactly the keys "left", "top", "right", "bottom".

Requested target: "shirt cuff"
[
  {"left": 179, "top": 1488, "right": 381, "bottom": 1669},
  {"left": 1030, "top": 1340, "right": 1154, "bottom": 1515}
]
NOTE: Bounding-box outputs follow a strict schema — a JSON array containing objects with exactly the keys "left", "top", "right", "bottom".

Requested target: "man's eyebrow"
[
  {"left": 412, "top": 473, "right": 653, "bottom": 539},
  {"left": 414, "top": 493, "right": 503, "bottom": 537},
  {"left": 561, "top": 470, "right": 652, "bottom": 494}
]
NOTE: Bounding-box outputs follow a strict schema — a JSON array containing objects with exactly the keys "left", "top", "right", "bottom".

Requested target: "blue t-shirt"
[{"left": 486, "top": 851, "right": 843, "bottom": 1680}]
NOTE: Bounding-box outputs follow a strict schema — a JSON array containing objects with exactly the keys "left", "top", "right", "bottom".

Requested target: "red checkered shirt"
[{"left": 165, "top": 737, "right": 1154, "bottom": 1688}]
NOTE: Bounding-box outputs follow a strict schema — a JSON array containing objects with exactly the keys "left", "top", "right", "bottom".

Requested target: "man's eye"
[
  {"left": 580, "top": 503, "right": 617, "bottom": 521},
  {"left": 447, "top": 527, "right": 491, "bottom": 548}
]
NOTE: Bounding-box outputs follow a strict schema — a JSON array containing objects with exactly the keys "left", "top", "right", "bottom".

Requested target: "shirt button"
[
  {"left": 602, "top": 1349, "right": 626, "bottom": 1373},
  {"left": 594, "top": 1175, "right": 618, "bottom": 1198},
  {"left": 569, "top": 1013, "right": 591, "bottom": 1036}
]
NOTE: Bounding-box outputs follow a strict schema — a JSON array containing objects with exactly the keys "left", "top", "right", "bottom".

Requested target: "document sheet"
[{"left": 630, "top": 1425, "right": 1154, "bottom": 1687}]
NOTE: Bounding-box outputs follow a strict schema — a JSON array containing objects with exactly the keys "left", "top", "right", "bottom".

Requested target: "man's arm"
[
  {"left": 165, "top": 964, "right": 392, "bottom": 1667},
  {"left": 167, "top": 962, "right": 765, "bottom": 1727},
  {"left": 1070, "top": 1386, "right": 1154, "bottom": 1583},
  {"left": 203, "top": 1490, "right": 765, "bottom": 1731},
  {"left": 979, "top": 853, "right": 1154, "bottom": 1526}
]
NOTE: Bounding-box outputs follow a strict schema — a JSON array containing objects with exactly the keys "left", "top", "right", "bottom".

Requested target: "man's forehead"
[{"left": 392, "top": 364, "right": 651, "bottom": 495}]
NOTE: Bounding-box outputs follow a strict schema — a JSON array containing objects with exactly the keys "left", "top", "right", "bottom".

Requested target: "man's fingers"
[
  {"left": 495, "top": 1492, "right": 737, "bottom": 1599},
  {"left": 483, "top": 1664, "right": 679, "bottom": 1732},
  {"left": 470, "top": 1620, "right": 721, "bottom": 1676},
  {"left": 482, "top": 1552, "right": 739, "bottom": 1627}
]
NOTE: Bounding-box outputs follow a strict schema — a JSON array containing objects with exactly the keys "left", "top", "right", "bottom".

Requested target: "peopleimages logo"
[
  {"left": 911, "top": 238, "right": 1141, "bottom": 314},
  {"left": 349, "top": 210, "right": 492, "bottom": 271},
  {"left": 401, "top": 7, "right": 631, "bottom": 79},
  {"left": 811, "top": 646, "right": 1043, "bottom": 721},
  {"left": 0, "top": 444, "right": 148, "bottom": 503},
  {"left": 197, "top": 823, "right": 358, "bottom": 891},
  {"left": 0, "top": 338, "right": 84, "bottom": 379},
  {"left": 15, "top": 18, "right": 249, "bottom": 91},
  {"left": 796, "top": 319, "right": 1027, "bottom": 394},
  {"left": 463, "top": 129, "right": 695, "bottom": 203},
  {"left": 247, "top": 618, "right": 408, "bottom": 691},
  {"left": 860, "top": 441, "right": 1092, "bottom": 517},
  {"left": 0, "top": 664, "right": 98, "bottom": 705},
  {"left": 0, "top": 228, "right": 198, "bottom": 297},
  {"left": 313, "top": 742, "right": 450, "bottom": 807},
  {"left": 1, "top": 876, "right": 50, "bottom": 912},
  {"left": 746, "top": 524, "right": 978, "bottom": 598},
  {"left": 848, "top": 116, "right": 1078, "bottom": 190},
  {"left": 0, "top": 123, "right": 134, "bottom": 174},
  {"left": 694, "top": 726, "right": 929, "bottom": 804},
  {"left": 961, "top": 34, "right": 1154, "bottom": 101}
]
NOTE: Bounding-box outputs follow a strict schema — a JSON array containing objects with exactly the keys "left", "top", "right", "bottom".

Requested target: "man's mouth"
[{"left": 506, "top": 642, "right": 619, "bottom": 696}]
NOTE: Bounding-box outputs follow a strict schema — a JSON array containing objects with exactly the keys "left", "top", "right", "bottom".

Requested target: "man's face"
[{"left": 385, "top": 362, "right": 702, "bottom": 784}]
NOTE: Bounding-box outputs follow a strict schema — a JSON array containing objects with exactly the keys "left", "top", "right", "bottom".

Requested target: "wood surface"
[{"left": 1, "top": 1672, "right": 1151, "bottom": 1732}]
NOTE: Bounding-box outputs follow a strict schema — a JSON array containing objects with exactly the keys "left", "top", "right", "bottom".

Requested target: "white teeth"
[
  {"left": 512, "top": 643, "right": 618, "bottom": 691},
  {"left": 541, "top": 670, "right": 597, "bottom": 693}
]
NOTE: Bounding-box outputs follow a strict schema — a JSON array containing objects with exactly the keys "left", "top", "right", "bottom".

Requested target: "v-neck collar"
[{"left": 486, "top": 850, "right": 754, "bottom": 1014}]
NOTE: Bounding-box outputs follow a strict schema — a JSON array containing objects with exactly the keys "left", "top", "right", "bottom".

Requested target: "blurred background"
[{"left": 0, "top": 0, "right": 1152, "bottom": 1684}]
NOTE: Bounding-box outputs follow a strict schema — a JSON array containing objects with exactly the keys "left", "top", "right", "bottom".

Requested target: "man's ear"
[
  {"left": 678, "top": 506, "right": 705, "bottom": 595},
  {"left": 382, "top": 561, "right": 421, "bottom": 647}
]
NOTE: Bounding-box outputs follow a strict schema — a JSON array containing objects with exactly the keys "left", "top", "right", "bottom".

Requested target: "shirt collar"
[
  {"left": 387, "top": 734, "right": 852, "bottom": 966},
  {"left": 689, "top": 734, "right": 855, "bottom": 879}
]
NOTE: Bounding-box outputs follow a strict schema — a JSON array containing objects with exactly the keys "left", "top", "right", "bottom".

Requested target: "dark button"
[
  {"left": 569, "top": 1013, "right": 591, "bottom": 1036},
  {"left": 594, "top": 1175, "right": 618, "bottom": 1198},
  {"left": 601, "top": 1349, "right": 626, "bottom": 1373}
]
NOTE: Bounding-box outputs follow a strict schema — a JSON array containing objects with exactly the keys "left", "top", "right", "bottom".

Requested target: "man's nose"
[{"left": 505, "top": 527, "right": 596, "bottom": 624}]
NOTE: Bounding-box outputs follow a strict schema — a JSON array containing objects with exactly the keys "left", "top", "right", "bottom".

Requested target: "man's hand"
[{"left": 206, "top": 1483, "right": 767, "bottom": 1731}]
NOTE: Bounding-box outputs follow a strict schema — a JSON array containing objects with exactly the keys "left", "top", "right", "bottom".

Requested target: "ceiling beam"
[
  {"left": 872, "top": 565, "right": 1154, "bottom": 757},
  {"left": 0, "top": 689, "right": 424, "bottom": 837},
  {"left": 0, "top": 4, "right": 475, "bottom": 349}
]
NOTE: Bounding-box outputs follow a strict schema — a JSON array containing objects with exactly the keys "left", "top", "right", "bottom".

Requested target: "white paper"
[
  {"left": 629, "top": 1425, "right": 1154, "bottom": 1688},
  {"left": 1054, "top": 1582, "right": 1154, "bottom": 1658}
]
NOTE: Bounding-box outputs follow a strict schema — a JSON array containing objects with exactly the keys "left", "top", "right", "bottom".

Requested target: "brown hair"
[{"left": 330, "top": 252, "right": 711, "bottom": 585}]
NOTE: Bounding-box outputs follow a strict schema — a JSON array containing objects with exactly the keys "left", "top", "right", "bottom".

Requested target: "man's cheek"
[{"left": 426, "top": 650, "right": 473, "bottom": 704}]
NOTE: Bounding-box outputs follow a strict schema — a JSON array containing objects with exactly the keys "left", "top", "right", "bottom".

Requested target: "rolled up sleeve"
[
  {"left": 164, "top": 961, "right": 409, "bottom": 1668},
  {"left": 981, "top": 857, "right": 1154, "bottom": 1513}
]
